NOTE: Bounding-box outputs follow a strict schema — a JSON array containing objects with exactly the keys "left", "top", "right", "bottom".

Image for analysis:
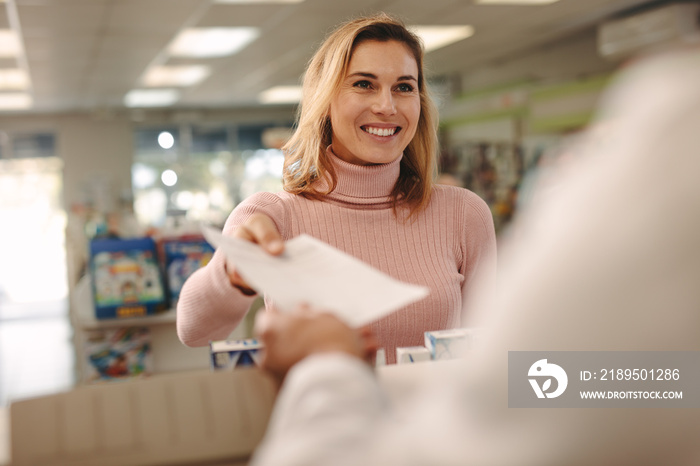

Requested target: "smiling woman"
[
  {"left": 329, "top": 40, "right": 421, "bottom": 167},
  {"left": 282, "top": 13, "right": 438, "bottom": 215},
  {"left": 176, "top": 12, "right": 498, "bottom": 364}
]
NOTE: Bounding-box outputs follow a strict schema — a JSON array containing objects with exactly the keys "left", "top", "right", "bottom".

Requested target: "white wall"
[
  {"left": 459, "top": 27, "right": 619, "bottom": 92},
  {"left": 0, "top": 113, "right": 133, "bottom": 211},
  {"left": 59, "top": 116, "right": 134, "bottom": 212},
  {"left": 441, "top": 27, "right": 624, "bottom": 146}
]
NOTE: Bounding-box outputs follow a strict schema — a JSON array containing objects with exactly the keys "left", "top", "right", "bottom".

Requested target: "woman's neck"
[{"left": 318, "top": 145, "right": 402, "bottom": 200}]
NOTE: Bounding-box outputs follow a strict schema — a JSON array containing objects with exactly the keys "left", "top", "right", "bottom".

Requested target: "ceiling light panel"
[
  {"left": 215, "top": 0, "right": 305, "bottom": 3},
  {"left": 124, "top": 89, "right": 180, "bottom": 108},
  {"left": 0, "top": 92, "right": 32, "bottom": 110},
  {"left": 410, "top": 26, "right": 475, "bottom": 53},
  {"left": 168, "top": 28, "right": 260, "bottom": 58},
  {"left": 475, "top": 0, "right": 560, "bottom": 4},
  {"left": 0, "top": 29, "right": 20, "bottom": 57},
  {"left": 259, "top": 85, "right": 302, "bottom": 104},
  {"left": 143, "top": 65, "right": 211, "bottom": 87},
  {"left": 0, "top": 68, "right": 28, "bottom": 89}
]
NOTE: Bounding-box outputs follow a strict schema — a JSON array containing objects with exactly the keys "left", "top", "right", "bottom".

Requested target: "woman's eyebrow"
[
  {"left": 347, "top": 72, "right": 377, "bottom": 79},
  {"left": 347, "top": 72, "right": 417, "bottom": 82}
]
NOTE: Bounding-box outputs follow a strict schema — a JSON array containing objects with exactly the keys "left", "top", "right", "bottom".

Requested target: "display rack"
[{"left": 71, "top": 275, "right": 211, "bottom": 382}]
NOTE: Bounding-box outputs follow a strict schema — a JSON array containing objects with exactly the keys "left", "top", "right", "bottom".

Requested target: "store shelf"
[
  {"left": 72, "top": 275, "right": 177, "bottom": 330},
  {"left": 79, "top": 307, "right": 177, "bottom": 330},
  {"left": 70, "top": 275, "right": 212, "bottom": 380}
]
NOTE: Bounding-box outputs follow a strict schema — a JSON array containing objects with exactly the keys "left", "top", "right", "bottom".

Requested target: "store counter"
[
  {"left": 4, "top": 358, "right": 461, "bottom": 465},
  {"left": 0, "top": 407, "right": 8, "bottom": 466}
]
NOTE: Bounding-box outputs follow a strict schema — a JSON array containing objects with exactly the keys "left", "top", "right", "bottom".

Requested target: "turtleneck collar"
[{"left": 314, "top": 146, "right": 402, "bottom": 205}]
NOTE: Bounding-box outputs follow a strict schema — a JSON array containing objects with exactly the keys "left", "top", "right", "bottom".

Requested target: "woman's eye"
[
  {"left": 396, "top": 83, "right": 414, "bottom": 92},
  {"left": 353, "top": 80, "right": 372, "bottom": 89}
]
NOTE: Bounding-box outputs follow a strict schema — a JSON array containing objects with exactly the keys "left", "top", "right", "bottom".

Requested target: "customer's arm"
[{"left": 176, "top": 192, "right": 288, "bottom": 347}]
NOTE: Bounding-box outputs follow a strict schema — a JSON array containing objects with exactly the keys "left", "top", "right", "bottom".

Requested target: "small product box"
[
  {"left": 89, "top": 237, "right": 168, "bottom": 319},
  {"left": 396, "top": 346, "right": 431, "bottom": 364},
  {"left": 83, "top": 326, "right": 153, "bottom": 383},
  {"left": 424, "top": 328, "right": 475, "bottom": 360},
  {"left": 162, "top": 237, "right": 214, "bottom": 303},
  {"left": 210, "top": 338, "right": 263, "bottom": 370}
]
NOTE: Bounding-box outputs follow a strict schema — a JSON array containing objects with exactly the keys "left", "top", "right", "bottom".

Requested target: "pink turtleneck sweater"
[{"left": 177, "top": 150, "right": 497, "bottom": 363}]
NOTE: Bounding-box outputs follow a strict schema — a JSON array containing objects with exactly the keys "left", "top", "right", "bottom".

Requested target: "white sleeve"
[{"left": 249, "top": 353, "right": 388, "bottom": 466}]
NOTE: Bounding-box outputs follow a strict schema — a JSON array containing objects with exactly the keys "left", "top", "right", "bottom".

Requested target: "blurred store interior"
[{"left": 0, "top": 0, "right": 698, "bottom": 464}]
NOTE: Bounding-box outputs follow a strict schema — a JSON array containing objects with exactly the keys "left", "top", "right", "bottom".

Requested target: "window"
[{"left": 132, "top": 123, "right": 291, "bottom": 228}]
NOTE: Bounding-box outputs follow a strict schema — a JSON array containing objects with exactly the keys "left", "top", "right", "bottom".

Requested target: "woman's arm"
[
  {"left": 458, "top": 191, "right": 498, "bottom": 316},
  {"left": 176, "top": 193, "right": 287, "bottom": 347}
]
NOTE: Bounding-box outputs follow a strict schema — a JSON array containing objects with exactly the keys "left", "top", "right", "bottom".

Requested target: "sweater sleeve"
[
  {"left": 457, "top": 190, "right": 498, "bottom": 313},
  {"left": 176, "top": 192, "right": 289, "bottom": 347}
]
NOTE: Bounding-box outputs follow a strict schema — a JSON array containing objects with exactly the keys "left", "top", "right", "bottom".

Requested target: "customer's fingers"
[
  {"left": 228, "top": 268, "right": 257, "bottom": 295},
  {"left": 358, "top": 326, "right": 380, "bottom": 364},
  {"left": 223, "top": 260, "right": 257, "bottom": 295},
  {"left": 234, "top": 213, "right": 284, "bottom": 255},
  {"left": 224, "top": 213, "right": 283, "bottom": 293}
]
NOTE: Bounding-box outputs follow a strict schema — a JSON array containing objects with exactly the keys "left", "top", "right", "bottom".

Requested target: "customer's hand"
[
  {"left": 255, "top": 305, "right": 378, "bottom": 385},
  {"left": 225, "top": 213, "right": 284, "bottom": 295}
]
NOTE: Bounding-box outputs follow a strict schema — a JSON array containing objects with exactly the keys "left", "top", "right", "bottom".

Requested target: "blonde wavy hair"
[{"left": 282, "top": 12, "right": 439, "bottom": 216}]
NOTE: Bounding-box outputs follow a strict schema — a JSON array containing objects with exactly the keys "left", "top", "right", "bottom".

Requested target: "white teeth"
[{"left": 365, "top": 126, "right": 396, "bottom": 137}]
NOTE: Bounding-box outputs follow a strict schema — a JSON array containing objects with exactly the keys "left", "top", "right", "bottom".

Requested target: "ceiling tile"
[{"left": 3, "top": 0, "right": 659, "bottom": 113}]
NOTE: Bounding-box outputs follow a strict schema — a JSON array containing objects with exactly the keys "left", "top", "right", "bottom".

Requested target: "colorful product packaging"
[
  {"left": 210, "top": 338, "right": 263, "bottom": 370},
  {"left": 424, "top": 328, "right": 476, "bottom": 360},
  {"left": 395, "top": 346, "right": 431, "bottom": 364}
]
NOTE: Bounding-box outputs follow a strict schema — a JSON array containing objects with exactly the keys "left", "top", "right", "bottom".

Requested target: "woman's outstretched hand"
[
  {"left": 255, "top": 305, "right": 378, "bottom": 385},
  {"left": 225, "top": 213, "right": 284, "bottom": 295}
]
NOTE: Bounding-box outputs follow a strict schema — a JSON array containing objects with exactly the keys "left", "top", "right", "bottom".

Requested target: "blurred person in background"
[
  {"left": 177, "top": 13, "right": 497, "bottom": 363},
  {"left": 248, "top": 44, "right": 700, "bottom": 465}
]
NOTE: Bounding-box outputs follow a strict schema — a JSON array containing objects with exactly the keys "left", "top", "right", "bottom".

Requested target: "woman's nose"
[{"left": 371, "top": 89, "right": 397, "bottom": 115}]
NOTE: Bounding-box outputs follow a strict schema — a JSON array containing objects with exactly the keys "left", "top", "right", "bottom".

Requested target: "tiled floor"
[{"left": 0, "top": 298, "right": 76, "bottom": 408}]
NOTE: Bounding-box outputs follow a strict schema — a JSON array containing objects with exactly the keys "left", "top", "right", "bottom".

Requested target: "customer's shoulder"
[
  {"left": 432, "top": 183, "right": 488, "bottom": 207},
  {"left": 238, "top": 190, "right": 297, "bottom": 208},
  {"left": 430, "top": 184, "right": 492, "bottom": 223}
]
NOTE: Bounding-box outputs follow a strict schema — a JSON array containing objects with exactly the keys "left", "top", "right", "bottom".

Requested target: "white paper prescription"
[{"left": 202, "top": 225, "right": 429, "bottom": 327}]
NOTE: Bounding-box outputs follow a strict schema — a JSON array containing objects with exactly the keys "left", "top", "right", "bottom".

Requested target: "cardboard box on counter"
[
  {"left": 424, "top": 328, "right": 477, "bottom": 360},
  {"left": 210, "top": 338, "right": 263, "bottom": 370},
  {"left": 396, "top": 346, "right": 431, "bottom": 364}
]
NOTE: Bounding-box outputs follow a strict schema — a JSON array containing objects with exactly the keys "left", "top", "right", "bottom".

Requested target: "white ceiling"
[{"left": 1, "top": 0, "right": 660, "bottom": 115}]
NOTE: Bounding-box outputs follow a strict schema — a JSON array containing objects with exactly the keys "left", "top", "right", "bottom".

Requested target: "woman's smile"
[{"left": 362, "top": 125, "right": 400, "bottom": 137}]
